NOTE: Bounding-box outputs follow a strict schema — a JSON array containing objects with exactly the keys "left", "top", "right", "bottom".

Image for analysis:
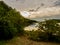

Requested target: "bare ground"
[{"left": 5, "top": 36, "right": 60, "bottom": 45}]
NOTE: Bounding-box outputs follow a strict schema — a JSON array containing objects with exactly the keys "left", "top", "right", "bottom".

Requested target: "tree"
[
  {"left": 38, "top": 19, "right": 60, "bottom": 42},
  {"left": 0, "top": 1, "right": 36, "bottom": 40}
]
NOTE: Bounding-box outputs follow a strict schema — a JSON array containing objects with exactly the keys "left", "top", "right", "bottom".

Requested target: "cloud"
[
  {"left": 28, "top": 7, "right": 60, "bottom": 19},
  {"left": 20, "top": 11, "right": 30, "bottom": 17},
  {"left": 54, "top": 0, "right": 60, "bottom": 6}
]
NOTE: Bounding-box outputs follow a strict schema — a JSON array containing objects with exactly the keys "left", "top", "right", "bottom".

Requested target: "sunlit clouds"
[
  {"left": 20, "top": 7, "right": 60, "bottom": 19},
  {"left": 30, "top": 7, "right": 60, "bottom": 18},
  {"left": 2, "top": 0, "right": 60, "bottom": 21},
  {"left": 20, "top": 11, "right": 30, "bottom": 17}
]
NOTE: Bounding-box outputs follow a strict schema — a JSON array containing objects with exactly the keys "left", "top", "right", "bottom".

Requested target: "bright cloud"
[
  {"left": 20, "top": 11, "right": 30, "bottom": 18},
  {"left": 21, "top": 7, "right": 60, "bottom": 19}
]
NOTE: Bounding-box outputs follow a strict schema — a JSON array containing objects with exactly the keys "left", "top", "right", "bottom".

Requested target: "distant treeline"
[{"left": 27, "top": 19, "right": 60, "bottom": 42}]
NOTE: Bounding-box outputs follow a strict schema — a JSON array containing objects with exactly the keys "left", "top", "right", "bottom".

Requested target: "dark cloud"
[{"left": 54, "top": 0, "right": 60, "bottom": 6}]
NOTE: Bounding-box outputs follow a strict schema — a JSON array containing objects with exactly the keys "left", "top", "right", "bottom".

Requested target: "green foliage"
[
  {"left": 27, "top": 31, "right": 40, "bottom": 41},
  {"left": 0, "top": 17, "right": 17, "bottom": 40},
  {"left": 0, "top": 1, "right": 35, "bottom": 40},
  {"left": 27, "top": 19, "right": 60, "bottom": 42},
  {"left": 39, "top": 19, "right": 60, "bottom": 42}
]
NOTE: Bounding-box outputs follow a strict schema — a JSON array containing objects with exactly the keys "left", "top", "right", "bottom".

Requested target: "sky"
[
  {"left": 3, "top": 0, "right": 59, "bottom": 11},
  {"left": 2, "top": 0, "right": 60, "bottom": 21}
]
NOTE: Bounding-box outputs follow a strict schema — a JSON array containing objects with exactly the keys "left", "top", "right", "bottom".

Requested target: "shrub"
[{"left": 0, "top": 1, "right": 35, "bottom": 40}]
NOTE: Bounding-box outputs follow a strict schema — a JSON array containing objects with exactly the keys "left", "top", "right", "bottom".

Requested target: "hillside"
[
  {"left": 0, "top": 36, "right": 60, "bottom": 45},
  {"left": 0, "top": 1, "right": 60, "bottom": 45},
  {"left": 0, "top": 1, "right": 36, "bottom": 40}
]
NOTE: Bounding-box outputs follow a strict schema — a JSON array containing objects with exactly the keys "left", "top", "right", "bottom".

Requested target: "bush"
[
  {"left": 0, "top": 1, "right": 22, "bottom": 40},
  {"left": 27, "top": 30, "right": 42, "bottom": 41},
  {"left": 0, "top": 1, "right": 35, "bottom": 40},
  {"left": 0, "top": 18, "right": 17, "bottom": 40}
]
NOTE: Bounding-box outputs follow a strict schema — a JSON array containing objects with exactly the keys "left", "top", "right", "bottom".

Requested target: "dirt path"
[{"left": 5, "top": 36, "right": 60, "bottom": 45}]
